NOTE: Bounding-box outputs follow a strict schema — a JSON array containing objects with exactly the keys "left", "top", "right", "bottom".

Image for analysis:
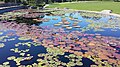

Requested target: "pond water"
[
  {"left": 40, "top": 12, "right": 120, "bottom": 37},
  {"left": 0, "top": 11, "right": 120, "bottom": 67}
]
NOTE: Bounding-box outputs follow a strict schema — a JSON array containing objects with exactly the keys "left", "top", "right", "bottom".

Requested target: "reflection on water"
[
  {"left": 0, "top": 31, "right": 47, "bottom": 67},
  {"left": 0, "top": 12, "right": 120, "bottom": 67},
  {"left": 38, "top": 12, "right": 120, "bottom": 37}
]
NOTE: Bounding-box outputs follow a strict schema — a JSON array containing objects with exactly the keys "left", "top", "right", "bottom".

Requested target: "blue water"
[
  {"left": 39, "top": 12, "right": 120, "bottom": 37},
  {"left": 0, "top": 31, "right": 47, "bottom": 67},
  {"left": 0, "top": 30, "right": 95, "bottom": 67},
  {"left": 0, "top": 11, "right": 120, "bottom": 67}
]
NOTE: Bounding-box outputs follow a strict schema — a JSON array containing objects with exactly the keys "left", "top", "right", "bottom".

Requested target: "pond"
[
  {"left": 0, "top": 10, "right": 120, "bottom": 67},
  {"left": 40, "top": 12, "right": 120, "bottom": 37}
]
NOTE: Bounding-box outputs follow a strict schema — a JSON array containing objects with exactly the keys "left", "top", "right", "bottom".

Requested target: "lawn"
[{"left": 47, "top": 1, "right": 120, "bottom": 14}]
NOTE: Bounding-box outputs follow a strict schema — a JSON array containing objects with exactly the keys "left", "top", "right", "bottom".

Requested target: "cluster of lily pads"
[
  {"left": 51, "top": 9, "right": 75, "bottom": 16},
  {"left": 42, "top": 10, "right": 120, "bottom": 32},
  {"left": 0, "top": 9, "right": 120, "bottom": 67},
  {"left": 80, "top": 17, "right": 120, "bottom": 32},
  {"left": 53, "top": 11, "right": 120, "bottom": 32},
  {"left": 0, "top": 10, "right": 28, "bottom": 21},
  {"left": 80, "top": 12, "right": 103, "bottom": 18},
  {"left": 0, "top": 34, "right": 17, "bottom": 42},
  {"left": 8, "top": 39, "right": 40, "bottom": 66},
  {"left": 36, "top": 47, "right": 83, "bottom": 67},
  {"left": 22, "top": 13, "right": 44, "bottom": 19},
  {"left": 54, "top": 17, "right": 82, "bottom": 30},
  {"left": 0, "top": 62, "right": 10, "bottom": 67},
  {"left": 0, "top": 20, "right": 120, "bottom": 67},
  {"left": 0, "top": 9, "right": 49, "bottom": 22}
]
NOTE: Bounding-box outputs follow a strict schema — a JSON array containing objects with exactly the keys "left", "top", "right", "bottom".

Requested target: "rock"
[{"left": 101, "top": 10, "right": 112, "bottom": 14}]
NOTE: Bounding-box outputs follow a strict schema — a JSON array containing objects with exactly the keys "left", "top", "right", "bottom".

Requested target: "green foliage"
[
  {"left": 0, "top": 0, "right": 3, "bottom": 1},
  {"left": 48, "top": 1, "right": 120, "bottom": 14},
  {"left": 3, "top": 0, "right": 21, "bottom": 3}
]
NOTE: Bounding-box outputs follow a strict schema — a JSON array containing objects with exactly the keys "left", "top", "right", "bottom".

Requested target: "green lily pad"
[
  {"left": 3, "top": 62, "right": 9, "bottom": 65},
  {"left": 18, "top": 37, "right": 31, "bottom": 41},
  {"left": 20, "top": 53, "right": 25, "bottom": 56},
  {"left": 0, "top": 32, "right": 3, "bottom": 35},
  {"left": 0, "top": 43, "right": 5, "bottom": 48},
  {"left": 7, "top": 56, "right": 16, "bottom": 60}
]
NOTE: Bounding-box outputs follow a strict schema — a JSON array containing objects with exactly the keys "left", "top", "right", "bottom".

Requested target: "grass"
[{"left": 47, "top": 1, "right": 120, "bottom": 14}]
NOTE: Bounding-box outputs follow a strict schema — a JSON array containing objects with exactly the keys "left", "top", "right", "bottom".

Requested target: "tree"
[
  {"left": 62, "top": 0, "right": 64, "bottom": 2},
  {"left": 4, "top": 0, "right": 21, "bottom": 3},
  {"left": 51, "top": 0, "right": 54, "bottom": 3},
  {"left": 69, "top": 0, "right": 72, "bottom": 2},
  {"left": 113, "top": 0, "right": 120, "bottom": 2},
  {"left": 45, "top": 0, "right": 48, "bottom": 4}
]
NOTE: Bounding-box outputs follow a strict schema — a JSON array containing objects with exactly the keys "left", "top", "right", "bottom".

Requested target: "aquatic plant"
[
  {"left": 18, "top": 37, "right": 31, "bottom": 41},
  {"left": 0, "top": 9, "right": 120, "bottom": 67},
  {"left": 0, "top": 32, "right": 3, "bottom": 35},
  {"left": 7, "top": 56, "right": 16, "bottom": 60},
  {"left": 0, "top": 43, "right": 5, "bottom": 48}
]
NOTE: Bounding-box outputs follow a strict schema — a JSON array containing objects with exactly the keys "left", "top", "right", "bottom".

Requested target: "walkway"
[
  {"left": 0, "top": 6, "right": 20, "bottom": 10},
  {"left": 0, "top": 6, "right": 27, "bottom": 14}
]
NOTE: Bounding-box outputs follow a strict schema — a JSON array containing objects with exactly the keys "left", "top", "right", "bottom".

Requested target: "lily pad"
[
  {"left": 0, "top": 43, "right": 5, "bottom": 48},
  {"left": 18, "top": 37, "right": 31, "bottom": 41}
]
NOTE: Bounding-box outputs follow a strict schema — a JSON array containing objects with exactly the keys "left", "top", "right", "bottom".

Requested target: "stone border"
[
  {"left": 46, "top": 8, "right": 120, "bottom": 17},
  {"left": 75, "top": 10, "right": 120, "bottom": 17},
  {"left": 54, "top": 8, "right": 120, "bottom": 17}
]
